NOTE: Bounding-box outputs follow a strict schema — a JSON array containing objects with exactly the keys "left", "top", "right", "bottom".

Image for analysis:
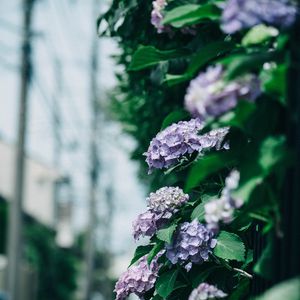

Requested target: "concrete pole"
[{"left": 6, "top": 0, "right": 35, "bottom": 299}]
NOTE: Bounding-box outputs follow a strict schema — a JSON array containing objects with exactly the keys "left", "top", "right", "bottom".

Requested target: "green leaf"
[
  {"left": 129, "top": 245, "right": 153, "bottom": 266},
  {"left": 156, "top": 224, "right": 177, "bottom": 244},
  {"left": 191, "top": 195, "right": 215, "bottom": 222},
  {"left": 191, "top": 266, "right": 222, "bottom": 288},
  {"left": 228, "top": 278, "right": 250, "bottom": 300},
  {"left": 147, "top": 241, "right": 164, "bottom": 265},
  {"left": 185, "top": 151, "right": 236, "bottom": 192},
  {"left": 207, "top": 101, "right": 256, "bottom": 131},
  {"left": 232, "top": 136, "right": 288, "bottom": 203},
  {"left": 161, "top": 110, "right": 190, "bottom": 130},
  {"left": 214, "top": 231, "right": 245, "bottom": 262},
  {"left": 128, "top": 46, "right": 188, "bottom": 71},
  {"left": 221, "top": 51, "right": 279, "bottom": 80},
  {"left": 155, "top": 269, "right": 179, "bottom": 298},
  {"left": 253, "top": 239, "right": 274, "bottom": 280},
  {"left": 163, "top": 4, "right": 221, "bottom": 28},
  {"left": 165, "top": 40, "right": 235, "bottom": 86},
  {"left": 255, "top": 277, "right": 300, "bottom": 300},
  {"left": 242, "top": 25, "right": 279, "bottom": 46},
  {"left": 260, "top": 64, "right": 287, "bottom": 104}
]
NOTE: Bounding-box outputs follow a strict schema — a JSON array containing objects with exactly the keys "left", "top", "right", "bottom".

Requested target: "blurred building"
[{"left": 0, "top": 138, "right": 75, "bottom": 299}]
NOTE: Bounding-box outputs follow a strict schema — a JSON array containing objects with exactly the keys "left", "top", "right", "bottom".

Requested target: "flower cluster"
[
  {"left": 151, "top": 0, "right": 168, "bottom": 33},
  {"left": 166, "top": 220, "right": 217, "bottom": 271},
  {"left": 184, "top": 65, "right": 261, "bottom": 121},
  {"left": 189, "top": 283, "right": 227, "bottom": 300},
  {"left": 205, "top": 170, "right": 242, "bottom": 231},
  {"left": 114, "top": 254, "right": 162, "bottom": 300},
  {"left": 147, "top": 186, "right": 189, "bottom": 213},
  {"left": 133, "top": 187, "right": 189, "bottom": 240},
  {"left": 221, "top": 0, "right": 297, "bottom": 34},
  {"left": 145, "top": 118, "right": 229, "bottom": 172}
]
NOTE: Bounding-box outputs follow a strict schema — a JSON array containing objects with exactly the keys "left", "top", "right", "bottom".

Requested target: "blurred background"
[{"left": 0, "top": 0, "right": 147, "bottom": 299}]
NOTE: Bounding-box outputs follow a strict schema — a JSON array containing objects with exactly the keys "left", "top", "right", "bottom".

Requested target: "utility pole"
[
  {"left": 6, "top": 0, "right": 35, "bottom": 299},
  {"left": 84, "top": 0, "right": 100, "bottom": 298},
  {"left": 53, "top": 58, "right": 62, "bottom": 168}
]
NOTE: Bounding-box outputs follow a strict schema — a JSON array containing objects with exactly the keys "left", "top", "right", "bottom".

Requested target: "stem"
[
  {"left": 212, "top": 255, "right": 253, "bottom": 279},
  {"left": 232, "top": 268, "right": 253, "bottom": 279}
]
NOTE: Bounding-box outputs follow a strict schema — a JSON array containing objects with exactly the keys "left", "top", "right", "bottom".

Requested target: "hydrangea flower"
[
  {"left": 151, "top": 0, "right": 168, "bottom": 33},
  {"left": 205, "top": 170, "right": 242, "bottom": 231},
  {"left": 133, "top": 187, "right": 189, "bottom": 240},
  {"left": 147, "top": 186, "right": 189, "bottom": 213},
  {"left": 144, "top": 118, "right": 229, "bottom": 172},
  {"left": 189, "top": 283, "right": 227, "bottom": 300},
  {"left": 221, "top": 0, "right": 297, "bottom": 34},
  {"left": 184, "top": 65, "right": 261, "bottom": 121},
  {"left": 166, "top": 220, "right": 217, "bottom": 271},
  {"left": 114, "top": 253, "right": 162, "bottom": 300}
]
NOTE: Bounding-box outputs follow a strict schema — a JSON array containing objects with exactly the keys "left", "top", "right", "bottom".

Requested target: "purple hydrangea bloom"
[
  {"left": 184, "top": 65, "right": 261, "bottom": 121},
  {"left": 133, "top": 187, "right": 189, "bottom": 240},
  {"left": 205, "top": 170, "right": 243, "bottom": 231},
  {"left": 133, "top": 210, "right": 174, "bottom": 240},
  {"left": 221, "top": 0, "right": 297, "bottom": 34},
  {"left": 144, "top": 118, "right": 229, "bottom": 172},
  {"left": 189, "top": 283, "right": 227, "bottom": 300},
  {"left": 166, "top": 220, "right": 217, "bottom": 271},
  {"left": 114, "top": 253, "right": 162, "bottom": 300},
  {"left": 147, "top": 186, "right": 189, "bottom": 213},
  {"left": 151, "top": 0, "right": 168, "bottom": 33}
]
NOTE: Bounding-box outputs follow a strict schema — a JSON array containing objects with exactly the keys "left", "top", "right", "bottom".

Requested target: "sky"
[{"left": 0, "top": 0, "right": 147, "bottom": 277}]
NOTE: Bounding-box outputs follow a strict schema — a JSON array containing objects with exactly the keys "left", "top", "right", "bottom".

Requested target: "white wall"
[{"left": 0, "top": 140, "right": 60, "bottom": 228}]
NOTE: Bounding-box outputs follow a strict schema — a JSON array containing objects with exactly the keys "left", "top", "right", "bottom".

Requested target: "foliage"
[
  {"left": 100, "top": 0, "right": 297, "bottom": 299},
  {"left": 0, "top": 198, "right": 78, "bottom": 300}
]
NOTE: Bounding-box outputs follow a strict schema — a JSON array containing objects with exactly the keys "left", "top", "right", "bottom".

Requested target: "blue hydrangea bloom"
[
  {"left": 145, "top": 118, "right": 229, "bottom": 172},
  {"left": 189, "top": 283, "right": 227, "bottom": 300},
  {"left": 221, "top": 0, "right": 297, "bottom": 34},
  {"left": 133, "top": 187, "right": 189, "bottom": 240},
  {"left": 166, "top": 220, "right": 217, "bottom": 271},
  {"left": 114, "top": 253, "right": 163, "bottom": 300},
  {"left": 184, "top": 65, "right": 260, "bottom": 121}
]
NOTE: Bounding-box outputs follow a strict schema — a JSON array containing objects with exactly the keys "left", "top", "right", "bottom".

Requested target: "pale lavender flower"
[
  {"left": 189, "top": 283, "right": 227, "bottom": 300},
  {"left": 151, "top": 0, "right": 168, "bottom": 33},
  {"left": 114, "top": 254, "right": 162, "bottom": 300},
  {"left": 205, "top": 170, "right": 242, "bottom": 231},
  {"left": 144, "top": 118, "right": 229, "bottom": 172},
  {"left": 221, "top": 0, "right": 297, "bottom": 34},
  {"left": 147, "top": 186, "right": 189, "bottom": 213},
  {"left": 184, "top": 65, "right": 261, "bottom": 121},
  {"left": 166, "top": 220, "right": 217, "bottom": 271},
  {"left": 133, "top": 187, "right": 189, "bottom": 240}
]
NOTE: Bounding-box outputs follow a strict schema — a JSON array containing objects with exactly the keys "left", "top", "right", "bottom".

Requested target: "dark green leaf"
[
  {"left": 165, "top": 41, "right": 235, "bottom": 86},
  {"left": 163, "top": 4, "right": 221, "bottom": 28},
  {"left": 221, "top": 51, "right": 279, "bottom": 80},
  {"left": 207, "top": 101, "right": 256, "bottom": 131},
  {"left": 156, "top": 224, "right": 177, "bottom": 244},
  {"left": 128, "top": 46, "right": 188, "bottom": 71},
  {"left": 191, "top": 195, "right": 215, "bottom": 222},
  {"left": 155, "top": 269, "right": 179, "bottom": 298},
  {"left": 260, "top": 64, "right": 287, "bottom": 104},
  {"left": 214, "top": 231, "right": 245, "bottom": 262},
  {"left": 129, "top": 245, "right": 153, "bottom": 266},
  {"left": 253, "top": 239, "right": 274, "bottom": 280},
  {"left": 185, "top": 151, "right": 236, "bottom": 192},
  {"left": 228, "top": 278, "right": 250, "bottom": 300},
  {"left": 147, "top": 241, "right": 164, "bottom": 265},
  {"left": 232, "top": 136, "right": 288, "bottom": 203},
  {"left": 191, "top": 266, "right": 222, "bottom": 288},
  {"left": 161, "top": 110, "right": 190, "bottom": 130}
]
